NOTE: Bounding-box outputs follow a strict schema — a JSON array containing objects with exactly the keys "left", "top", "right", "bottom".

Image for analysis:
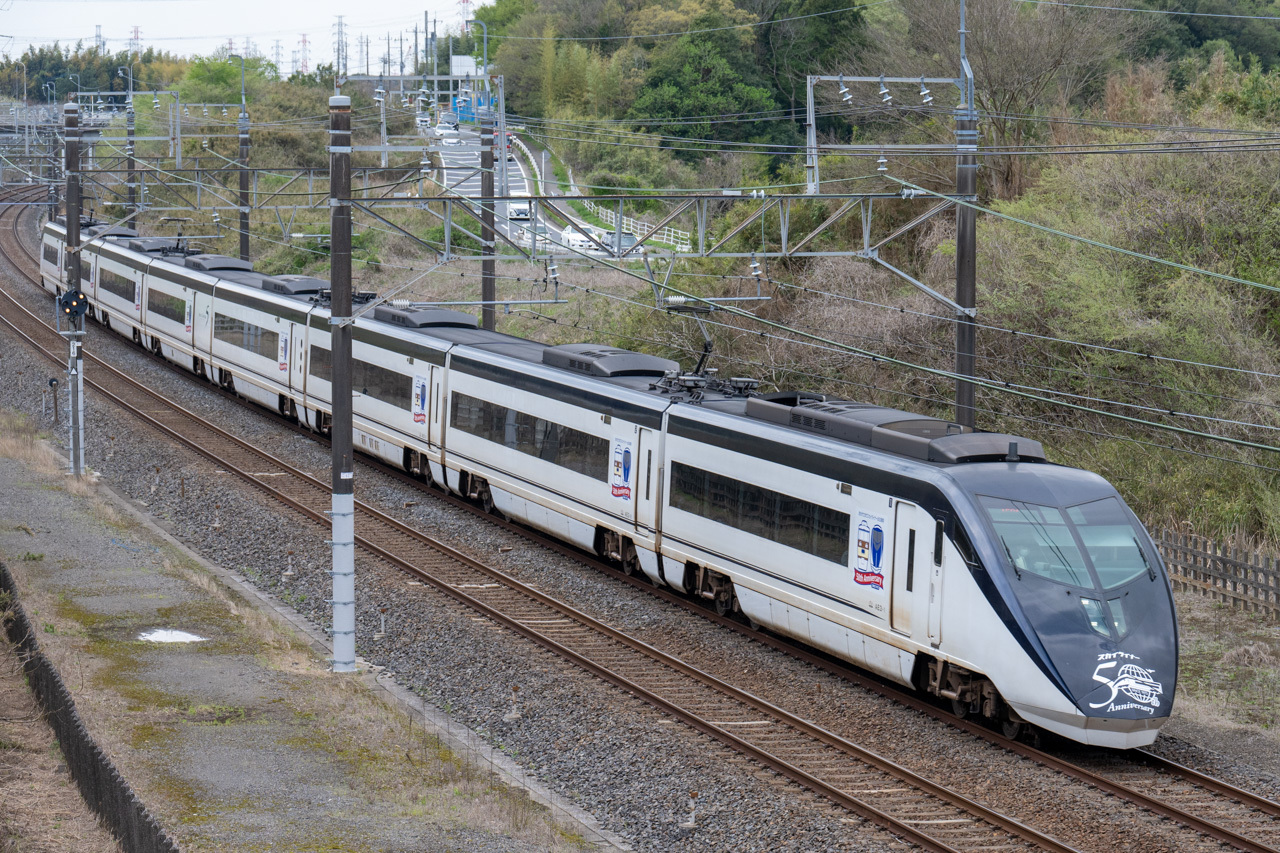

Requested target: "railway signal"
[{"left": 59, "top": 288, "right": 88, "bottom": 318}]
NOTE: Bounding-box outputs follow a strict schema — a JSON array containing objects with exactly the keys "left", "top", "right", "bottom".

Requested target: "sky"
[{"left": 3, "top": 0, "right": 486, "bottom": 72}]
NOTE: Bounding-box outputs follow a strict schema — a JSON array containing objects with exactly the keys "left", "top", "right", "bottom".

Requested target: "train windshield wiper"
[
  {"left": 1001, "top": 539, "right": 1021, "bottom": 579},
  {"left": 1134, "top": 536, "right": 1155, "bottom": 580}
]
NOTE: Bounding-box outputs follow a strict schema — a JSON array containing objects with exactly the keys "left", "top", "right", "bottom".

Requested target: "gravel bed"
[{"left": 7, "top": 211, "right": 1278, "bottom": 850}]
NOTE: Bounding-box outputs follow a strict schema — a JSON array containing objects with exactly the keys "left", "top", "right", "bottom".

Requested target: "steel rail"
[
  {"left": 0, "top": 192, "right": 1083, "bottom": 853},
  {"left": 6, "top": 191, "right": 1276, "bottom": 852}
]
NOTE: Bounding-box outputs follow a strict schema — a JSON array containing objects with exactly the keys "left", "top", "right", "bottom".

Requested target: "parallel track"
[{"left": 4, "top": 190, "right": 1278, "bottom": 851}]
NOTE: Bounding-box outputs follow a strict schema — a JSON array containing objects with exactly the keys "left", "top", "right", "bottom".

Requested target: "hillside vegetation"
[{"left": 7, "top": 9, "right": 1280, "bottom": 543}]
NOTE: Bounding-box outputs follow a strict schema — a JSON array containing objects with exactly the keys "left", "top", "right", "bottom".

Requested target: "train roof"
[{"left": 50, "top": 220, "right": 1052, "bottom": 471}]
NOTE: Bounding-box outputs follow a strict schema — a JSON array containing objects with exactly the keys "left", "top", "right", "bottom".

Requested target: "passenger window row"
[
  {"left": 450, "top": 392, "right": 609, "bottom": 482},
  {"left": 308, "top": 346, "right": 411, "bottom": 410},
  {"left": 669, "top": 461, "right": 850, "bottom": 564},
  {"left": 215, "top": 314, "right": 278, "bottom": 360}
]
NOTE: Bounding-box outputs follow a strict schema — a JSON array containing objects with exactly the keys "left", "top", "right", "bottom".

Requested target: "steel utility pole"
[
  {"left": 954, "top": 0, "right": 978, "bottom": 428},
  {"left": 230, "top": 54, "right": 250, "bottom": 261},
  {"left": 62, "top": 103, "right": 86, "bottom": 478},
  {"left": 955, "top": 113, "right": 977, "bottom": 428},
  {"left": 495, "top": 74, "right": 508, "bottom": 197},
  {"left": 327, "top": 94, "right": 357, "bottom": 673},
  {"left": 480, "top": 112, "right": 496, "bottom": 330},
  {"left": 125, "top": 102, "right": 136, "bottom": 211}
]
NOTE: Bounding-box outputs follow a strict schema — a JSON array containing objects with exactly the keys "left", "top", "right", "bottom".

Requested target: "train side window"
[
  {"left": 906, "top": 529, "right": 916, "bottom": 592},
  {"left": 645, "top": 450, "right": 652, "bottom": 502},
  {"left": 933, "top": 519, "right": 944, "bottom": 566}
]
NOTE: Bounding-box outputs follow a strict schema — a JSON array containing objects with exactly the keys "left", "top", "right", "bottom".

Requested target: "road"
[{"left": 434, "top": 125, "right": 538, "bottom": 248}]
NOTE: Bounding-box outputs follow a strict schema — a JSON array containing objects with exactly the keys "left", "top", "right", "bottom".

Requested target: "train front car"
[{"left": 950, "top": 462, "right": 1178, "bottom": 748}]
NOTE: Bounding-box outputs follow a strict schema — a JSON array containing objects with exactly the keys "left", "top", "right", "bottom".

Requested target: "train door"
[
  {"left": 289, "top": 322, "right": 307, "bottom": 395},
  {"left": 891, "top": 502, "right": 918, "bottom": 635},
  {"left": 410, "top": 365, "right": 436, "bottom": 446},
  {"left": 928, "top": 516, "right": 945, "bottom": 647},
  {"left": 633, "top": 427, "right": 657, "bottom": 533}
]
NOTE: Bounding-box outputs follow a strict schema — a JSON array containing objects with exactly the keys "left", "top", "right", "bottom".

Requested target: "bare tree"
[{"left": 849, "top": 0, "right": 1148, "bottom": 198}]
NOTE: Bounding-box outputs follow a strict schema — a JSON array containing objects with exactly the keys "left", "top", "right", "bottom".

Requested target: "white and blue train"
[{"left": 41, "top": 218, "right": 1179, "bottom": 748}]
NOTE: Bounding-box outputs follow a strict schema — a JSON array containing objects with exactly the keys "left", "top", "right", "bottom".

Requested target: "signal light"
[{"left": 60, "top": 289, "right": 89, "bottom": 318}]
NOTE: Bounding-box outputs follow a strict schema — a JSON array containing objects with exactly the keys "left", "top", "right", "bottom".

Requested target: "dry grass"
[
  {"left": 0, "top": 611, "right": 121, "bottom": 853},
  {"left": 0, "top": 411, "right": 100, "bottom": 503},
  {"left": 1173, "top": 591, "right": 1280, "bottom": 734}
]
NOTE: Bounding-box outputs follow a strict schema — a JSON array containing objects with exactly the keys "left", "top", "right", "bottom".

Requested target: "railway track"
[{"left": 3, "top": 189, "right": 1278, "bottom": 852}]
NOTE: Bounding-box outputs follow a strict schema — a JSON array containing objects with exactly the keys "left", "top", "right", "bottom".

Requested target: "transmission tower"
[
  {"left": 272, "top": 40, "right": 283, "bottom": 72},
  {"left": 333, "top": 16, "right": 348, "bottom": 78},
  {"left": 298, "top": 33, "right": 310, "bottom": 74},
  {"left": 129, "top": 26, "right": 141, "bottom": 58}
]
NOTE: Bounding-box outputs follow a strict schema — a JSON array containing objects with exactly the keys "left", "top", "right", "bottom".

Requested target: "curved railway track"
[{"left": 3, "top": 189, "right": 1278, "bottom": 852}]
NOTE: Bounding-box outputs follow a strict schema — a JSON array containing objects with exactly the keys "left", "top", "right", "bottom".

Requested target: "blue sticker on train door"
[
  {"left": 854, "top": 510, "right": 886, "bottom": 590},
  {"left": 610, "top": 437, "right": 632, "bottom": 500},
  {"left": 412, "top": 375, "right": 429, "bottom": 424}
]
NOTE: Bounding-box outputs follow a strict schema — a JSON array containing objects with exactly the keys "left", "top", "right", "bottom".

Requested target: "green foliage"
[
  {"left": 177, "top": 50, "right": 275, "bottom": 108},
  {"left": 0, "top": 44, "right": 186, "bottom": 103},
  {"left": 628, "top": 35, "right": 782, "bottom": 160},
  {"left": 1135, "top": 0, "right": 1280, "bottom": 71}
]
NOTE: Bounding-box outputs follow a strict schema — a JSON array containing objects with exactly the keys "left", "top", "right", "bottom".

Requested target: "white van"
[{"left": 508, "top": 193, "right": 531, "bottom": 220}]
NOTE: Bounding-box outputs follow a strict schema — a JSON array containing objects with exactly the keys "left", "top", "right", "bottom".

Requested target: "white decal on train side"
[
  {"left": 278, "top": 331, "right": 289, "bottom": 371},
  {"left": 184, "top": 301, "right": 193, "bottom": 333},
  {"left": 854, "top": 509, "right": 887, "bottom": 590},
  {"left": 133, "top": 282, "right": 141, "bottom": 312},
  {"left": 412, "top": 375, "right": 429, "bottom": 424},
  {"left": 610, "top": 437, "right": 633, "bottom": 501}
]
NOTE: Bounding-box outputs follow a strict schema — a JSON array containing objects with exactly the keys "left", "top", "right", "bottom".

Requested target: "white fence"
[{"left": 516, "top": 136, "right": 692, "bottom": 252}]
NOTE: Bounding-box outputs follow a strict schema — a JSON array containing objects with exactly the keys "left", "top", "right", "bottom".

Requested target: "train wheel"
[
  {"left": 620, "top": 540, "right": 641, "bottom": 577},
  {"left": 713, "top": 585, "right": 735, "bottom": 617},
  {"left": 951, "top": 698, "right": 970, "bottom": 719},
  {"left": 999, "top": 707, "right": 1026, "bottom": 740}
]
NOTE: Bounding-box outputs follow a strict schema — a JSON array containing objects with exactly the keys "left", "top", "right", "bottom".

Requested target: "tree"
[
  {"left": 628, "top": 35, "right": 781, "bottom": 159},
  {"left": 852, "top": 0, "right": 1148, "bottom": 198}
]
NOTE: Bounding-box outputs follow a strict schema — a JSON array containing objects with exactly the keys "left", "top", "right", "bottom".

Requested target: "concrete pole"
[
  {"left": 63, "top": 103, "right": 85, "bottom": 478},
  {"left": 238, "top": 112, "right": 250, "bottom": 260},
  {"left": 954, "top": 113, "right": 978, "bottom": 429},
  {"left": 328, "top": 95, "right": 356, "bottom": 673},
  {"left": 379, "top": 93, "right": 388, "bottom": 169},
  {"left": 126, "top": 102, "right": 136, "bottom": 211},
  {"left": 805, "top": 76, "right": 818, "bottom": 194},
  {"left": 481, "top": 113, "right": 496, "bottom": 331},
  {"left": 495, "top": 75, "right": 508, "bottom": 197}
]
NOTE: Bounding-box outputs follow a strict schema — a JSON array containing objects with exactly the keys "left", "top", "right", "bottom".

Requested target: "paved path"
[{"left": 0, "top": 444, "right": 622, "bottom": 852}]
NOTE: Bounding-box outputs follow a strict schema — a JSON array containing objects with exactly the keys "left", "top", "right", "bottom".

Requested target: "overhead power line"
[{"left": 1016, "top": 0, "right": 1280, "bottom": 21}]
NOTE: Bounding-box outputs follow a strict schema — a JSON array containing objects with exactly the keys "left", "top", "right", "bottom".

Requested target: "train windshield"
[{"left": 979, "top": 495, "right": 1152, "bottom": 592}]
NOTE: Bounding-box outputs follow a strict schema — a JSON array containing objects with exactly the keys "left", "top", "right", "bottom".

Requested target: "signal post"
[{"left": 62, "top": 103, "right": 87, "bottom": 477}]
